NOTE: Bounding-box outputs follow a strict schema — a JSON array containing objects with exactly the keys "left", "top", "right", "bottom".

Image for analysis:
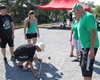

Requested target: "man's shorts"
[
  {"left": 15, "top": 53, "right": 33, "bottom": 62},
  {"left": 26, "top": 33, "right": 37, "bottom": 39},
  {"left": 80, "top": 48, "right": 98, "bottom": 77},
  {"left": 1, "top": 36, "right": 14, "bottom": 48}
]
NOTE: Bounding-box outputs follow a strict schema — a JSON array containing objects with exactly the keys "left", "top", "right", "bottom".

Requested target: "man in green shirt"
[
  {"left": 72, "top": 3, "right": 99, "bottom": 80},
  {"left": 49, "top": 12, "right": 53, "bottom": 23}
]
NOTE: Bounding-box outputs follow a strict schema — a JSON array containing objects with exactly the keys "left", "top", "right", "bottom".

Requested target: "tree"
[
  {"left": 11, "top": 0, "right": 36, "bottom": 24},
  {"left": 94, "top": 5, "right": 100, "bottom": 20},
  {"left": 10, "top": 0, "right": 51, "bottom": 24},
  {"left": 82, "top": 1, "right": 95, "bottom": 9},
  {"left": 82, "top": 1, "right": 100, "bottom": 20},
  {"left": 81, "top": 1, "right": 96, "bottom": 13}
]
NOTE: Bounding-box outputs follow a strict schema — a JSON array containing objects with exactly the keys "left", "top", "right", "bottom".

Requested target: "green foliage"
[
  {"left": 1, "top": 0, "right": 100, "bottom": 24},
  {"left": 10, "top": 0, "right": 51, "bottom": 24},
  {"left": 11, "top": 0, "right": 34, "bottom": 24},
  {"left": 94, "top": 5, "right": 100, "bottom": 20},
  {"left": 82, "top": 1, "right": 95, "bottom": 9},
  {"left": 82, "top": 1, "right": 100, "bottom": 20}
]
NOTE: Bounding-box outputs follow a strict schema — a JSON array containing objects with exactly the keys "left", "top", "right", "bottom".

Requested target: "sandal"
[
  {"left": 23, "top": 66, "right": 30, "bottom": 71},
  {"left": 70, "top": 54, "right": 74, "bottom": 57},
  {"left": 17, "top": 64, "right": 23, "bottom": 69},
  {"left": 70, "top": 52, "right": 74, "bottom": 57}
]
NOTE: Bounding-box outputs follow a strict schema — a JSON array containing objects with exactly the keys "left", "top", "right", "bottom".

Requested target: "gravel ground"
[{"left": 0, "top": 27, "right": 100, "bottom": 80}]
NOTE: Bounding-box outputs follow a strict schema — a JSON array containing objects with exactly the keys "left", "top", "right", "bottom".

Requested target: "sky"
[{"left": 79, "top": 0, "right": 100, "bottom": 5}]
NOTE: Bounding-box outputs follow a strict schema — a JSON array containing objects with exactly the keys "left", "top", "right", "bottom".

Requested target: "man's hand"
[
  {"left": 12, "top": 34, "right": 15, "bottom": 39},
  {"left": 70, "top": 37, "right": 72, "bottom": 42},
  {"left": 88, "top": 49, "right": 94, "bottom": 59}
]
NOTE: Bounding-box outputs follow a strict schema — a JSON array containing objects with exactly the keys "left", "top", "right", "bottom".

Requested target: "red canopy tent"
[{"left": 37, "top": 0, "right": 90, "bottom": 10}]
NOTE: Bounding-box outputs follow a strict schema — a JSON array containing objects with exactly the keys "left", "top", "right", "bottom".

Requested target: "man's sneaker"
[
  {"left": 4, "top": 57, "right": 8, "bottom": 63},
  {"left": 11, "top": 56, "right": 15, "bottom": 61},
  {"left": 72, "top": 58, "right": 79, "bottom": 62}
]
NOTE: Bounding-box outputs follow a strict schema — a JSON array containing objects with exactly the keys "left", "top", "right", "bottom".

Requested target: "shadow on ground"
[
  {"left": 94, "top": 60, "right": 100, "bottom": 75},
  {"left": 4, "top": 61, "right": 62, "bottom": 80}
]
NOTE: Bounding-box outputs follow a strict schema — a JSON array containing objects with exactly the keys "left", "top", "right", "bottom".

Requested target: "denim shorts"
[{"left": 73, "top": 38, "right": 81, "bottom": 52}]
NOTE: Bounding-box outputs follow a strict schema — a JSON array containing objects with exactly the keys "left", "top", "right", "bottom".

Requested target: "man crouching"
[{"left": 14, "top": 42, "right": 45, "bottom": 77}]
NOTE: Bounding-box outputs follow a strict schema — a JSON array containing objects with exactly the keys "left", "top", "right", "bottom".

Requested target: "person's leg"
[
  {"left": 17, "top": 61, "right": 25, "bottom": 69},
  {"left": 69, "top": 21, "right": 72, "bottom": 26},
  {"left": 1, "top": 48, "right": 6, "bottom": 58},
  {"left": 28, "top": 61, "right": 38, "bottom": 77},
  {"left": 77, "top": 40, "right": 81, "bottom": 57},
  {"left": 1, "top": 38, "right": 7, "bottom": 63},
  {"left": 8, "top": 37, "right": 15, "bottom": 61},
  {"left": 76, "top": 51, "right": 80, "bottom": 59},
  {"left": 26, "top": 34, "right": 32, "bottom": 43},
  {"left": 10, "top": 47, "right": 14, "bottom": 56},
  {"left": 10, "top": 47, "right": 15, "bottom": 61},
  {"left": 70, "top": 38, "right": 75, "bottom": 57},
  {"left": 23, "top": 61, "right": 30, "bottom": 70},
  {"left": 80, "top": 50, "right": 82, "bottom": 66},
  {"left": 72, "top": 51, "right": 80, "bottom": 62},
  {"left": 32, "top": 38, "right": 37, "bottom": 44},
  {"left": 84, "top": 77, "right": 91, "bottom": 80},
  {"left": 70, "top": 45, "right": 74, "bottom": 57},
  {"left": 1, "top": 48, "right": 7, "bottom": 63},
  {"left": 32, "top": 33, "right": 37, "bottom": 44},
  {"left": 75, "top": 48, "right": 80, "bottom": 61},
  {"left": 73, "top": 39, "right": 80, "bottom": 61},
  {"left": 1, "top": 38, "right": 6, "bottom": 58},
  {"left": 27, "top": 39, "right": 31, "bottom": 43},
  {"left": 81, "top": 48, "right": 98, "bottom": 80},
  {"left": 76, "top": 40, "right": 81, "bottom": 61},
  {"left": 17, "top": 61, "right": 25, "bottom": 66}
]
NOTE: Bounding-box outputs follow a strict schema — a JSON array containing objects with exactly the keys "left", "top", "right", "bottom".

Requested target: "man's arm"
[
  {"left": 36, "top": 19, "right": 40, "bottom": 37},
  {"left": 23, "top": 19, "right": 27, "bottom": 39},
  {"left": 89, "top": 29, "right": 96, "bottom": 59},
  {"left": 11, "top": 22, "right": 15, "bottom": 39},
  {"left": 70, "top": 28, "right": 73, "bottom": 42},
  {"left": 28, "top": 61, "right": 38, "bottom": 77}
]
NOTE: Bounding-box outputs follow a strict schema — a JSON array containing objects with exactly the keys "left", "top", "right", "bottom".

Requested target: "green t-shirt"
[
  {"left": 77, "top": 12, "right": 99, "bottom": 48},
  {"left": 72, "top": 20, "right": 79, "bottom": 39},
  {"left": 49, "top": 13, "right": 53, "bottom": 20},
  {"left": 63, "top": 14, "right": 67, "bottom": 21}
]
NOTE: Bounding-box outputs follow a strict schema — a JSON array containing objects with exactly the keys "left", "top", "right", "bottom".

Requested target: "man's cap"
[
  {"left": 37, "top": 42, "right": 45, "bottom": 52},
  {"left": 0, "top": 5, "right": 7, "bottom": 10},
  {"left": 71, "top": 3, "right": 83, "bottom": 12}
]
